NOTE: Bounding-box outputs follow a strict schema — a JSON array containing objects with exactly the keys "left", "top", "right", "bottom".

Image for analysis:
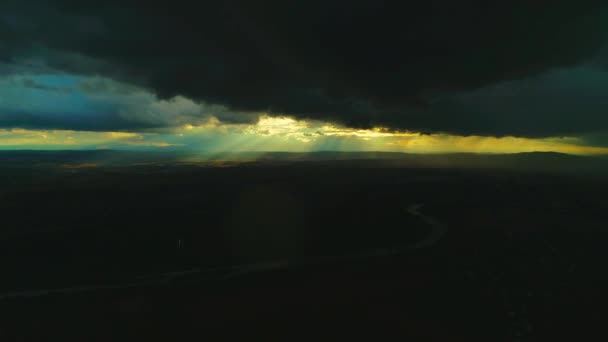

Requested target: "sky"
[{"left": 1, "top": 1, "right": 608, "bottom": 155}]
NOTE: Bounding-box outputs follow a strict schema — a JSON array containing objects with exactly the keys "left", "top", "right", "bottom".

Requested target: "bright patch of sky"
[{"left": 1, "top": 72, "right": 607, "bottom": 155}]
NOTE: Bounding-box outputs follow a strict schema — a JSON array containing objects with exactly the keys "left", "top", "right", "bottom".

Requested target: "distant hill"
[
  {"left": 244, "top": 151, "right": 607, "bottom": 175},
  {"left": 0, "top": 150, "right": 185, "bottom": 166},
  {"left": 0, "top": 150, "right": 606, "bottom": 176}
]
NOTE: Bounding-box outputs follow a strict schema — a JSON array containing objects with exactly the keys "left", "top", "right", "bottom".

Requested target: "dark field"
[{"left": 1, "top": 152, "right": 608, "bottom": 341}]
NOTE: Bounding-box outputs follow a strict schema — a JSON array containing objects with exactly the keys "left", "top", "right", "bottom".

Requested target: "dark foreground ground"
[{"left": 1, "top": 152, "right": 608, "bottom": 341}]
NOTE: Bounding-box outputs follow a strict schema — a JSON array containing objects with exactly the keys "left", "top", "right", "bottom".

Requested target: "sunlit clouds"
[
  {"left": 0, "top": 128, "right": 177, "bottom": 149},
  {"left": 1, "top": 115, "right": 607, "bottom": 156},
  {"left": 1, "top": 71, "right": 608, "bottom": 156}
]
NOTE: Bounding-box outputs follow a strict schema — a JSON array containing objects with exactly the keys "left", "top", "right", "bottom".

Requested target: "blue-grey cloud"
[{"left": 0, "top": 74, "right": 257, "bottom": 131}]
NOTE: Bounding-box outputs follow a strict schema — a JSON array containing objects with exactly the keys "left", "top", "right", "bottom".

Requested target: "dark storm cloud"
[
  {"left": 581, "top": 133, "right": 608, "bottom": 147},
  {"left": 1, "top": 0, "right": 608, "bottom": 136}
]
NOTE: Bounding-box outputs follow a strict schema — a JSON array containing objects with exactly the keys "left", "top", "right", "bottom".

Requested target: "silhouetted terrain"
[{"left": 1, "top": 151, "right": 608, "bottom": 341}]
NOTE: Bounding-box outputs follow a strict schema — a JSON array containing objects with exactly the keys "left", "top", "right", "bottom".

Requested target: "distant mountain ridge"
[{"left": 0, "top": 150, "right": 606, "bottom": 176}]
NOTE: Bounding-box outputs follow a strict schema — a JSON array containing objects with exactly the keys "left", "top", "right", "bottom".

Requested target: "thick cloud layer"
[
  {"left": 0, "top": 74, "right": 256, "bottom": 131},
  {"left": 1, "top": 0, "right": 608, "bottom": 136}
]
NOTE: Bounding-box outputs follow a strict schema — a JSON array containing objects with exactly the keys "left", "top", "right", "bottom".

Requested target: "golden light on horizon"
[{"left": 0, "top": 115, "right": 606, "bottom": 156}]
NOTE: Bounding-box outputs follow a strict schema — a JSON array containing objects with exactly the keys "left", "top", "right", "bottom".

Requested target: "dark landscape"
[
  {"left": 1, "top": 151, "right": 608, "bottom": 341},
  {"left": 4, "top": 1, "right": 608, "bottom": 340}
]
